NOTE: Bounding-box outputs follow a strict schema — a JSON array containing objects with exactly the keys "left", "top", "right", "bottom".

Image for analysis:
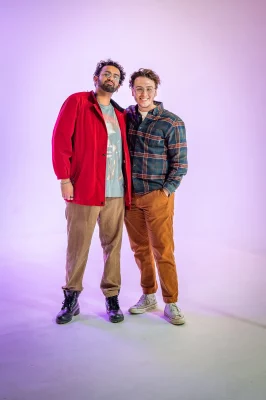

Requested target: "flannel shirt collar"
[{"left": 134, "top": 101, "right": 164, "bottom": 117}]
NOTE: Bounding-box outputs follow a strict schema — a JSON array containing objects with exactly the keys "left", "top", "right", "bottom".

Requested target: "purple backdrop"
[
  {"left": 1, "top": 2, "right": 266, "bottom": 399},
  {"left": 1, "top": 0, "right": 265, "bottom": 253}
]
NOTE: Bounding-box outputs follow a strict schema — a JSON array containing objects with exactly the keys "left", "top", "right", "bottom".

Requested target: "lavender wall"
[{"left": 1, "top": 0, "right": 265, "bottom": 254}]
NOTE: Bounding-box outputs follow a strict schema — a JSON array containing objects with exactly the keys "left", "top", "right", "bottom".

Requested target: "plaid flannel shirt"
[{"left": 126, "top": 102, "right": 188, "bottom": 195}]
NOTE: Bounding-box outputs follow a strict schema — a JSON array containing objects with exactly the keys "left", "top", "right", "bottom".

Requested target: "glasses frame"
[
  {"left": 100, "top": 71, "right": 120, "bottom": 83},
  {"left": 133, "top": 86, "right": 156, "bottom": 94}
]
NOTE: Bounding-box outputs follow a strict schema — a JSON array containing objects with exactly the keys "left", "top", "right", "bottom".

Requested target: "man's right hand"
[{"left": 60, "top": 180, "right": 74, "bottom": 201}]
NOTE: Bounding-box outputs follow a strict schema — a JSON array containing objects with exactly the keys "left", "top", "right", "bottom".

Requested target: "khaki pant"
[
  {"left": 63, "top": 198, "right": 124, "bottom": 297},
  {"left": 124, "top": 190, "right": 178, "bottom": 303}
]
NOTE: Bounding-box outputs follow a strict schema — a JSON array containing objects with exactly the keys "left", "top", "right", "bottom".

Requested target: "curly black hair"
[
  {"left": 93, "top": 59, "right": 126, "bottom": 85},
  {"left": 129, "top": 68, "right": 161, "bottom": 89}
]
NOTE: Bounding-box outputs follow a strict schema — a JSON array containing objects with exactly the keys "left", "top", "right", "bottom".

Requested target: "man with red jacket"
[{"left": 52, "top": 59, "right": 131, "bottom": 324}]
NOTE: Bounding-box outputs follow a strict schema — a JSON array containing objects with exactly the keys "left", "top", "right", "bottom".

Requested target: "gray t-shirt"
[{"left": 99, "top": 103, "right": 124, "bottom": 197}]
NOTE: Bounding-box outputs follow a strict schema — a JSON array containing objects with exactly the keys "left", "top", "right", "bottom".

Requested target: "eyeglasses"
[
  {"left": 134, "top": 87, "right": 155, "bottom": 94},
  {"left": 101, "top": 72, "right": 120, "bottom": 82}
]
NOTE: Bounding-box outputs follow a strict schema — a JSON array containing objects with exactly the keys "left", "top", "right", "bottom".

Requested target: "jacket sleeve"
[
  {"left": 52, "top": 95, "right": 79, "bottom": 179},
  {"left": 163, "top": 118, "right": 188, "bottom": 194}
]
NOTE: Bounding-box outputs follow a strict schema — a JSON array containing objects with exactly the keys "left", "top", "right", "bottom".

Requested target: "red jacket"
[{"left": 52, "top": 91, "right": 131, "bottom": 208}]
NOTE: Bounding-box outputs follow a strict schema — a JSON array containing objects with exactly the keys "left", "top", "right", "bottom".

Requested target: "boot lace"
[
  {"left": 107, "top": 295, "right": 119, "bottom": 311},
  {"left": 62, "top": 292, "right": 77, "bottom": 311}
]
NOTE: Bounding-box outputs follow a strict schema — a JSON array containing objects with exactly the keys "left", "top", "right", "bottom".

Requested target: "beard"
[{"left": 98, "top": 80, "right": 118, "bottom": 93}]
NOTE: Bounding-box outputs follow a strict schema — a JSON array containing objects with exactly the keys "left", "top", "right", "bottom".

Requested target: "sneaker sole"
[
  {"left": 129, "top": 303, "right": 157, "bottom": 314},
  {"left": 164, "top": 312, "right": 185, "bottom": 325}
]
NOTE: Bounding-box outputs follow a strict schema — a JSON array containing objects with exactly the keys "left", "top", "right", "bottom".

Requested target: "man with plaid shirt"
[{"left": 125, "top": 68, "right": 188, "bottom": 325}]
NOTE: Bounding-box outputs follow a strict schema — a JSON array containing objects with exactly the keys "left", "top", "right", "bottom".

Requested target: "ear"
[
  {"left": 131, "top": 89, "right": 134, "bottom": 97},
  {"left": 154, "top": 89, "right": 157, "bottom": 98},
  {"left": 93, "top": 75, "right": 98, "bottom": 87}
]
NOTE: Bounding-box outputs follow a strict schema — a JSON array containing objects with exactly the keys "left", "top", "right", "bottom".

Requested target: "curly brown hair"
[
  {"left": 129, "top": 68, "right": 161, "bottom": 89},
  {"left": 93, "top": 59, "right": 126, "bottom": 85}
]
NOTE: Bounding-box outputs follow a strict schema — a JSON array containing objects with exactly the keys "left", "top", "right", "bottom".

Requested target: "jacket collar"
[{"left": 88, "top": 90, "right": 124, "bottom": 112}]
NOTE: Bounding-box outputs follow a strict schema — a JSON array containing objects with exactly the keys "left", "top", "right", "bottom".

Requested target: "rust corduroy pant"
[{"left": 125, "top": 190, "right": 178, "bottom": 303}]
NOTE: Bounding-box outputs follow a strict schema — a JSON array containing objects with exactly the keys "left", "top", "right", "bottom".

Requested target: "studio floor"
[{"left": 1, "top": 231, "right": 266, "bottom": 400}]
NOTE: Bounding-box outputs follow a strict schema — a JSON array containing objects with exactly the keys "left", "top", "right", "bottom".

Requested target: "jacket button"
[{"left": 102, "top": 153, "right": 106, "bottom": 156}]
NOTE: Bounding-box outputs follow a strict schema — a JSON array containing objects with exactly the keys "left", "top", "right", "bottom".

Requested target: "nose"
[
  {"left": 108, "top": 74, "right": 116, "bottom": 81},
  {"left": 140, "top": 89, "right": 149, "bottom": 96}
]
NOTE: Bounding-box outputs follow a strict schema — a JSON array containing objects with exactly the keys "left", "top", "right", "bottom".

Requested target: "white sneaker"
[
  {"left": 129, "top": 294, "right": 157, "bottom": 314},
  {"left": 164, "top": 303, "right": 185, "bottom": 325}
]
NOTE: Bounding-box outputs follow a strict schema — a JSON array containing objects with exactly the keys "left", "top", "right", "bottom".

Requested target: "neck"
[
  {"left": 95, "top": 89, "right": 112, "bottom": 106},
  {"left": 138, "top": 103, "right": 156, "bottom": 112}
]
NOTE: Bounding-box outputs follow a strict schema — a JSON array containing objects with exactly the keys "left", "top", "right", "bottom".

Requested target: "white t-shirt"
[
  {"left": 139, "top": 110, "right": 148, "bottom": 120},
  {"left": 99, "top": 103, "right": 124, "bottom": 197}
]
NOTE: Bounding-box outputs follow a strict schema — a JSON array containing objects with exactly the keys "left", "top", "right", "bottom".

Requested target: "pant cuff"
[
  {"left": 163, "top": 297, "right": 178, "bottom": 304},
  {"left": 104, "top": 291, "right": 120, "bottom": 298},
  {"left": 62, "top": 285, "right": 83, "bottom": 292}
]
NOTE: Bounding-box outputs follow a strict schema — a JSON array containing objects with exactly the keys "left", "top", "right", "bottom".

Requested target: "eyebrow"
[{"left": 135, "top": 85, "right": 155, "bottom": 89}]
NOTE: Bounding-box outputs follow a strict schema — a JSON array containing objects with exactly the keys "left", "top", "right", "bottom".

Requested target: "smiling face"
[
  {"left": 94, "top": 65, "right": 121, "bottom": 94},
  {"left": 132, "top": 76, "right": 157, "bottom": 112}
]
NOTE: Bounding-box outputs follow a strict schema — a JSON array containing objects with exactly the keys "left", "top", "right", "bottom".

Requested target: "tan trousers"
[
  {"left": 124, "top": 190, "right": 178, "bottom": 303},
  {"left": 63, "top": 198, "right": 124, "bottom": 297}
]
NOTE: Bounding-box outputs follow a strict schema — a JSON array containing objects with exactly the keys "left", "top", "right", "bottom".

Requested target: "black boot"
[
  {"left": 105, "top": 295, "right": 124, "bottom": 323},
  {"left": 56, "top": 290, "right": 80, "bottom": 324}
]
